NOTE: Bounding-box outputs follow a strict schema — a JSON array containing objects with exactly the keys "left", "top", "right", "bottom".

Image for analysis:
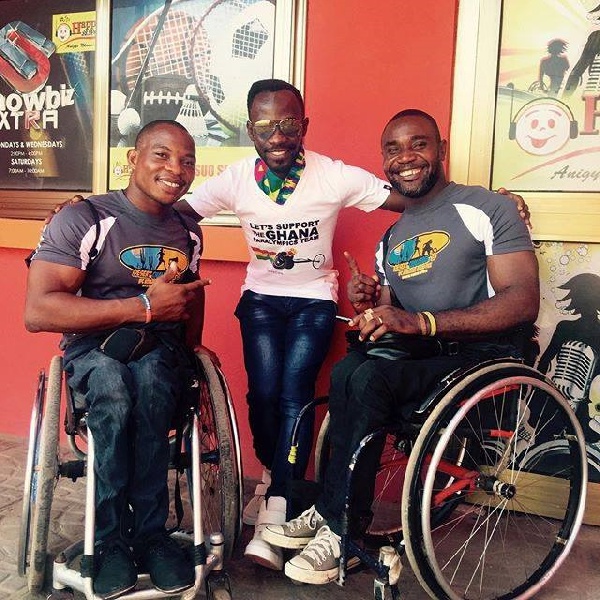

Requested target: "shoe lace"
[
  {"left": 288, "top": 506, "right": 321, "bottom": 532},
  {"left": 300, "top": 526, "right": 340, "bottom": 565}
]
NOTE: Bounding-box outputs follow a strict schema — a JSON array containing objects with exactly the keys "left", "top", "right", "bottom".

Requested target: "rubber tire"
[
  {"left": 27, "top": 355, "right": 62, "bottom": 592},
  {"left": 210, "top": 587, "right": 232, "bottom": 600},
  {"left": 17, "top": 369, "right": 45, "bottom": 577},
  {"left": 196, "top": 353, "right": 242, "bottom": 558}
]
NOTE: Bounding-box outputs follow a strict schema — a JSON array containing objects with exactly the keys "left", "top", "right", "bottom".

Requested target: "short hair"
[
  {"left": 385, "top": 109, "right": 441, "bottom": 141},
  {"left": 134, "top": 119, "right": 191, "bottom": 148},
  {"left": 247, "top": 79, "right": 305, "bottom": 116}
]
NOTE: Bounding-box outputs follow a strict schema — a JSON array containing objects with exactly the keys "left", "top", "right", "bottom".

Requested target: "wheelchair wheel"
[
  {"left": 314, "top": 412, "right": 408, "bottom": 546},
  {"left": 17, "top": 369, "right": 45, "bottom": 577},
  {"left": 21, "top": 356, "right": 62, "bottom": 592},
  {"left": 196, "top": 353, "right": 242, "bottom": 558},
  {"left": 402, "top": 362, "right": 588, "bottom": 600}
]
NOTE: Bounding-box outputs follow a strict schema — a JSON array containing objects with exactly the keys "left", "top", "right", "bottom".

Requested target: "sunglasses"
[{"left": 249, "top": 117, "right": 305, "bottom": 140}]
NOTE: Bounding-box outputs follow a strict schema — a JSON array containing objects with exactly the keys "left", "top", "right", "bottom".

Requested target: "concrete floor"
[{"left": 1, "top": 433, "right": 599, "bottom": 600}]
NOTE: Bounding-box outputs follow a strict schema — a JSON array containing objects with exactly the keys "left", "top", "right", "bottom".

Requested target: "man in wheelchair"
[
  {"left": 24, "top": 121, "right": 211, "bottom": 599},
  {"left": 262, "top": 109, "right": 540, "bottom": 585}
]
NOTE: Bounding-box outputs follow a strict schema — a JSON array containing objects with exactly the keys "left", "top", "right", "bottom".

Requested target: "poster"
[
  {"left": 493, "top": 0, "right": 600, "bottom": 192},
  {"left": 108, "top": 0, "right": 277, "bottom": 192},
  {"left": 534, "top": 241, "right": 600, "bottom": 482},
  {"left": 0, "top": 0, "right": 95, "bottom": 191}
]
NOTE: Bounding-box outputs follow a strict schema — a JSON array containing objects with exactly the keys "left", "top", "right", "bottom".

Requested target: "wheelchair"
[
  {"left": 295, "top": 357, "right": 588, "bottom": 600},
  {"left": 17, "top": 351, "right": 243, "bottom": 600}
]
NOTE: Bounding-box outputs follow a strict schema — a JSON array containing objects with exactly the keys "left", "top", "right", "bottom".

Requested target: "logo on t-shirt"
[
  {"left": 120, "top": 245, "right": 189, "bottom": 286},
  {"left": 388, "top": 231, "right": 449, "bottom": 279}
]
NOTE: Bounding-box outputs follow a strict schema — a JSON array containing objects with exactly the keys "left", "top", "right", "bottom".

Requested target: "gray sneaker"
[
  {"left": 262, "top": 505, "right": 326, "bottom": 549},
  {"left": 284, "top": 525, "right": 341, "bottom": 584}
]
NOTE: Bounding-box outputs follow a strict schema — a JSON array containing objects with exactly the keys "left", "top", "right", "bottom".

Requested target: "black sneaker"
[
  {"left": 139, "top": 533, "right": 194, "bottom": 593},
  {"left": 94, "top": 540, "right": 137, "bottom": 599}
]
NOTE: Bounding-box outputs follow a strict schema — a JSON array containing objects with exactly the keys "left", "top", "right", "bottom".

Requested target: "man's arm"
[
  {"left": 428, "top": 250, "right": 539, "bottom": 338},
  {"left": 25, "top": 260, "right": 209, "bottom": 334},
  {"left": 379, "top": 187, "right": 532, "bottom": 228},
  {"left": 349, "top": 250, "right": 539, "bottom": 342}
]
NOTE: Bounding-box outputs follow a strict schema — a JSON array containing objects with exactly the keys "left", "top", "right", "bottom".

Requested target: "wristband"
[
  {"left": 138, "top": 293, "right": 152, "bottom": 324},
  {"left": 416, "top": 312, "right": 428, "bottom": 336},
  {"left": 422, "top": 311, "right": 436, "bottom": 337}
]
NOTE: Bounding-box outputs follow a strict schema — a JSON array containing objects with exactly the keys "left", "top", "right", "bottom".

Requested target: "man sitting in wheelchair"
[
  {"left": 261, "top": 109, "right": 540, "bottom": 585},
  {"left": 24, "top": 121, "right": 212, "bottom": 599}
]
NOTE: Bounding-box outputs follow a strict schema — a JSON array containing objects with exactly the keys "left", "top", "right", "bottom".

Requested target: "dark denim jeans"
[
  {"left": 64, "top": 337, "right": 182, "bottom": 544},
  {"left": 235, "top": 291, "right": 337, "bottom": 497},
  {"left": 316, "top": 343, "right": 519, "bottom": 535}
]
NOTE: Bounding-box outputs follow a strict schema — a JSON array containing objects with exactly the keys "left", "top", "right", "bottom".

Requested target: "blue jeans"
[
  {"left": 64, "top": 336, "right": 183, "bottom": 544},
  {"left": 235, "top": 291, "right": 337, "bottom": 497}
]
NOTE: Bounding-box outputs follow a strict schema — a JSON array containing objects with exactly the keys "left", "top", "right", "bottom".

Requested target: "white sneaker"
[
  {"left": 284, "top": 525, "right": 341, "bottom": 585},
  {"left": 262, "top": 505, "right": 326, "bottom": 549},
  {"left": 242, "top": 469, "right": 271, "bottom": 526},
  {"left": 244, "top": 496, "right": 286, "bottom": 571}
]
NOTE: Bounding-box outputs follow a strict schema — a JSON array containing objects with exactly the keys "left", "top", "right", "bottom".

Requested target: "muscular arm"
[
  {"left": 25, "top": 260, "right": 209, "bottom": 334},
  {"left": 379, "top": 188, "right": 532, "bottom": 228},
  {"left": 351, "top": 251, "right": 539, "bottom": 342},
  {"left": 432, "top": 250, "right": 539, "bottom": 338}
]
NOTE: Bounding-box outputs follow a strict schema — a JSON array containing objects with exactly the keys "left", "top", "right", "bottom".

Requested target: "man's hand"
[
  {"left": 44, "top": 194, "right": 85, "bottom": 225},
  {"left": 344, "top": 251, "right": 380, "bottom": 313},
  {"left": 497, "top": 188, "right": 531, "bottom": 229},
  {"left": 146, "top": 262, "right": 211, "bottom": 322},
  {"left": 349, "top": 305, "right": 422, "bottom": 342}
]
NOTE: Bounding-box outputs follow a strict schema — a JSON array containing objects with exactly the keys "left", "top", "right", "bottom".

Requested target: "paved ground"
[{"left": 1, "top": 433, "right": 599, "bottom": 600}]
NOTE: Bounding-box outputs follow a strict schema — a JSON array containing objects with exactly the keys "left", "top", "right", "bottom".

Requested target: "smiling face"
[
  {"left": 381, "top": 114, "right": 447, "bottom": 201},
  {"left": 125, "top": 122, "right": 196, "bottom": 215},
  {"left": 514, "top": 100, "right": 573, "bottom": 156},
  {"left": 246, "top": 89, "right": 308, "bottom": 178}
]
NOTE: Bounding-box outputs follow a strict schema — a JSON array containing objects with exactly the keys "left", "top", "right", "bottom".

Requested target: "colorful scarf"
[{"left": 254, "top": 149, "right": 305, "bottom": 205}]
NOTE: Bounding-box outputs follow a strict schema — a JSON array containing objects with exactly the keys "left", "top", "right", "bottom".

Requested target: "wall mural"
[{"left": 534, "top": 241, "right": 600, "bottom": 482}]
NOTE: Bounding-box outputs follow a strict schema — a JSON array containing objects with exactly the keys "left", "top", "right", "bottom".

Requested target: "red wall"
[{"left": 0, "top": 0, "right": 459, "bottom": 480}]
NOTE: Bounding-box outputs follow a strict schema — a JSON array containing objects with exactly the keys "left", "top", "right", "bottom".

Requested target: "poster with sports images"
[
  {"left": 108, "top": 0, "right": 277, "bottom": 192},
  {"left": 533, "top": 241, "right": 600, "bottom": 482},
  {"left": 0, "top": 0, "right": 95, "bottom": 190},
  {"left": 492, "top": 0, "right": 600, "bottom": 192}
]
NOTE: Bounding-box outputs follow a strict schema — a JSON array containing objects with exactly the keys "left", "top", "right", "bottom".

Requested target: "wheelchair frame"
[
  {"left": 306, "top": 358, "right": 588, "bottom": 600},
  {"left": 18, "top": 352, "right": 243, "bottom": 600}
]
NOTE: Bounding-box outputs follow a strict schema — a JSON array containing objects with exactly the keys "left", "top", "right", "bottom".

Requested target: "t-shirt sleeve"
[
  {"left": 186, "top": 168, "right": 236, "bottom": 219},
  {"left": 31, "top": 205, "right": 98, "bottom": 270},
  {"left": 489, "top": 196, "right": 533, "bottom": 255},
  {"left": 331, "top": 160, "right": 391, "bottom": 213}
]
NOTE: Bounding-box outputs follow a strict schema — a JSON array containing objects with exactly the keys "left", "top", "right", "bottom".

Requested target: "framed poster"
[
  {"left": 0, "top": 0, "right": 306, "bottom": 222},
  {"left": 0, "top": 0, "right": 96, "bottom": 217},
  {"left": 108, "top": 0, "right": 305, "bottom": 226},
  {"left": 451, "top": 0, "right": 600, "bottom": 242}
]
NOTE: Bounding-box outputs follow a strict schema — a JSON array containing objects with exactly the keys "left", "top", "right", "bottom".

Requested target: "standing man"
[
  {"left": 262, "top": 109, "right": 539, "bottom": 585},
  {"left": 181, "top": 79, "right": 407, "bottom": 570},
  {"left": 25, "top": 121, "right": 209, "bottom": 599}
]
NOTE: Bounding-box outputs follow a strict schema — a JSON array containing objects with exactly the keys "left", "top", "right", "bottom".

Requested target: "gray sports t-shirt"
[
  {"left": 374, "top": 182, "right": 533, "bottom": 313},
  {"left": 31, "top": 190, "right": 202, "bottom": 300}
]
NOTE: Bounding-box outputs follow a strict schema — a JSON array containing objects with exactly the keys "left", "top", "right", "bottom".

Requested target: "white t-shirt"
[{"left": 187, "top": 150, "right": 390, "bottom": 301}]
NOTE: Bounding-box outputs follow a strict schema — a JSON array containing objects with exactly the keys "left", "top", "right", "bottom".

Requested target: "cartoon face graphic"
[
  {"left": 513, "top": 100, "right": 574, "bottom": 156},
  {"left": 56, "top": 23, "right": 71, "bottom": 43}
]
